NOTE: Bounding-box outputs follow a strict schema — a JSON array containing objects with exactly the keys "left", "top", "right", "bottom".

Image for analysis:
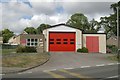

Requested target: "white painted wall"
[
  {"left": 76, "top": 29, "right": 82, "bottom": 50},
  {"left": 43, "top": 29, "right": 49, "bottom": 52},
  {"left": 83, "top": 34, "right": 106, "bottom": 53},
  {"left": 43, "top": 25, "right": 82, "bottom": 52}
]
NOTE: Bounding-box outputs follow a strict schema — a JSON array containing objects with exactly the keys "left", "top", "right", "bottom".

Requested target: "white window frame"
[{"left": 26, "top": 38, "right": 38, "bottom": 46}]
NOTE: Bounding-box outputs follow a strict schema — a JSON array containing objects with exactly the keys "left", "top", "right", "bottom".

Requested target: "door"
[
  {"left": 49, "top": 32, "right": 75, "bottom": 52},
  {"left": 86, "top": 36, "right": 99, "bottom": 53}
]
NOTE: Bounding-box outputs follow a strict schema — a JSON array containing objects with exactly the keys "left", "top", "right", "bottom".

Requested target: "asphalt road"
[{"left": 2, "top": 64, "right": 119, "bottom": 80}]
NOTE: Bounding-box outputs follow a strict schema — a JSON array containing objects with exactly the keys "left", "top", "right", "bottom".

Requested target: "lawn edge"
[{"left": 2, "top": 54, "right": 50, "bottom": 74}]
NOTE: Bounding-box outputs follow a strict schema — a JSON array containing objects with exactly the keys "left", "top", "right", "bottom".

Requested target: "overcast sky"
[{"left": 0, "top": 0, "right": 119, "bottom": 34}]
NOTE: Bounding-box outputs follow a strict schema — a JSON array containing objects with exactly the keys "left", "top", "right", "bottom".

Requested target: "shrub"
[
  {"left": 106, "top": 48, "right": 112, "bottom": 53},
  {"left": 106, "top": 45, "right": 118, "bottom": 53},
  {"left": 77, "top": 47, "right": 88, "bottom": 53},
  {"left": 16, "top": 46, "right": 37, "bottom": 53},
  {"left": 16, "top": 46, "right": 25, "bottom": 53}
]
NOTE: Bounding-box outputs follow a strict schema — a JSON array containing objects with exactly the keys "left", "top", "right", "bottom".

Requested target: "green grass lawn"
[
  {"left": 2, "top": 48, "right": 50, "bottom": 68},
  {"left": 2, "top": 49, "right": 16, "bottom": 54},
  {"left": 1, "top": 49, "right": 38, "bottom": 55},
  {"left": 2, "top": 53, "right": 50, "bottom": 68},
  {"left": 108, "top": 54, "right": 120, "bottom": 61}
]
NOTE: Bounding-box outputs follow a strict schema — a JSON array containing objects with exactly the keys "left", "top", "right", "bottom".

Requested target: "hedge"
[
  {"left": 77, "top": 47, "right": 88, "bottom": 53},
  {"left": 16, "top": 46, "right": 37, "bottom": 53}
]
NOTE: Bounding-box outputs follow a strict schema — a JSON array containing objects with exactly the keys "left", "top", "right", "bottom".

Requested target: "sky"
[{"left": 0, "top": 0, "right": 119, "bottom": 34}]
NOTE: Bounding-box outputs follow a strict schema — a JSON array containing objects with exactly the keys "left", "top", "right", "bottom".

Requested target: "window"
[
  {"left": 26, "top": 38, "right": 38, "bottom": 46},
  {"left": 35, "top": 43, "right": 38, "bottom": 45},
  {"left": 50, "top": 42, "right": 54, "bottom": 44},
  {"left": 27, "top": 43, "right": 30, "bottom": 46},
  {"left": 63, "top": 39, "right": 67, "bottom": 41},
  {"left": 31, "top": 43, "right": 34, "bottom": 46},
  {"left": 27, "top": 39, "right": 30, "bottom": 42},
  {"left": 31, "top": 39, "right": 34, "bottom": 42},
  {"left": 63, "top": 42, "right": 67, "bottom": 44},
  {"left": 70, "top": 42, "right": 74, "bottom": 44},
  {"left": 56, "top": 42, "right": 61, "bottom": 44},
  {"left": 35, "top": 39, "right": 38, "bottom": 42},
  {"left": 56, "top": 39, "right": 61, "bottom": 41},
  {"left": 70, "top": 39, "right": 74, "bottom": 41},
  {"left": 50, "top": 39, "right": 54, "bottom": 41}
]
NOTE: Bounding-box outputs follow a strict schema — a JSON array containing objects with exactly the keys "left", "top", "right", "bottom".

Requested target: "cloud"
[
  {"left": 1, "top": 1, "right": 118, "bottom": 34},
  {"left": 1, "top": 2, "right": 33, "bottom": 30},
  {"left": 19, "top": 13, "right": 70, "bottom": 28}
]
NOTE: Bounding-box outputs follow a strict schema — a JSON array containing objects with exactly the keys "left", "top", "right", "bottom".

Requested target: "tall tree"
[
  {"left": 2, "top": 29, "right": 14, "bottom": 43},
  {"left": 66, "top": 13, "right": 100, "bottom": 33},
  {"left": 66, "top": 13, "right": 89, "bottom": 32},
  {"left": 87, "top": 18, "right": 101, "bottom": 33},
  {"left": 100, "top": 1, "right": 120, "bottom": 38},
  {"left": 37, "top": 24, "right": 50, "bottom": 34},
  {"left": 0, "top": 31, "right": 2, "bottom": 37},
  {"left": 24, "top": 27, "right": 37, "bottom": 34}
]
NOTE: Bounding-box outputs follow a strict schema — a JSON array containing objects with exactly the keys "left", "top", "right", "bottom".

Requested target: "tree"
[
  {"left": 2, "top": 29, "right": 14, "bottom": 43},
  {"left": 0, "top": 31, "right": 2, "bottom": 37},
  {"left": 24, "top": 27, "right": 37, "bottom": 34},
  {"left": 66, "top": 13, "right": 100, "bottom": 33},
  {"left": 100, "top": 1, "right": 120, "bottom": 38},
  {"left": 87, "top": 18, "right": 101, "bottom": 33},
  {"left": 66, "top": 13, "right": 90, "bottom": 32},
  {"left": 37, "top": 24, "right": 50, "bottom": 34}
]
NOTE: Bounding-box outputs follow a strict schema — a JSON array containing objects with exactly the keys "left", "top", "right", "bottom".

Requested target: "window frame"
[{"left": 26, "top": 38, "right": 38, "bottom": 46}]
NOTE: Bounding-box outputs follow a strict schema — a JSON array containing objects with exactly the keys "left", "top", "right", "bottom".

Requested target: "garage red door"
[
  {"left": 49, "top": 32, "right": 76, "bottom": 51},
  {"left": 86, "top": 36, "right": 99, "bottom": 53}
]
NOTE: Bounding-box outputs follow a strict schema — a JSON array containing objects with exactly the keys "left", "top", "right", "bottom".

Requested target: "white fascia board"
[{"left": 48, "top": 25, "right": 77, "bottom": 32}]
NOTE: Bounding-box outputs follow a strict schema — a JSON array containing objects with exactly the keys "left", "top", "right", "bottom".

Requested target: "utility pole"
[{"left": 117, "top": 6, "right": 120, "bottom": 59}]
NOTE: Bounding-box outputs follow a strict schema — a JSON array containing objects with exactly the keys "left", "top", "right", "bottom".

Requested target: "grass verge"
[
  {"left": 2, "top": 49, "right": 16, "bottom": 54},
  {"left": 2, "top": 53, "right": 50, "bottom": 68},
  {"left": 108, "top": 55, "right": 120, "bottom": 61}
]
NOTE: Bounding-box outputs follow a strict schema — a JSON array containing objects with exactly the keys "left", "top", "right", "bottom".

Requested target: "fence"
[{"left": 2, "top": 44, "right": 18, "bottom": 49}]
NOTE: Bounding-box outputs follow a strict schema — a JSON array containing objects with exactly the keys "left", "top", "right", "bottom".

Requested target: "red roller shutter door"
[
  {"left": 86, "top": 36, "right": 99, "bottom": 53},
  {"left": 49, "top": 32, "right": 76, "bottom": 52}
]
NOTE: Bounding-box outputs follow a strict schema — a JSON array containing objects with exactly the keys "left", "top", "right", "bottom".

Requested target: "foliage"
[
  {"left": 77, "top": 47, "right": 88, "bottom": 53},
  {"left": 66, "top": 13, "right": 89, "bottom": 32},
  {"left": 2, "top": 29, "right": 14, "bottom": 43},
  {"left": 106, "top": 45, "right": 118, "bottom": 53},
  {"left": 87, "top": 18, "right": 101, "bottom": 33},
  {"left": 66, "top": 13, "right": 100, "bottom": 33},
  {"left": 24, "top": 27, "right": 37, "bottom": 34},
  {"left": 0, "top": 31, "right": 2, "bottom": 37},
  {"left": 100, "top": 1, "right": 120, "bottom": 38},
  {"left": 16, "top": 46, "right": 37, "bottom": 53},
  {"left": 37, "top": 24, "right": 50, "bottom": 34},
  {"left": 106, "top": 48, "right": 112, "bottom": 53},
  {"left": 108, "top": 55, "right": 120, "bottom": 61}
]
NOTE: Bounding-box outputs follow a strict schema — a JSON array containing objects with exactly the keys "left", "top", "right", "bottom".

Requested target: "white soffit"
[{"left": 48, "top": 25, "right": 77, "bottom": 32}]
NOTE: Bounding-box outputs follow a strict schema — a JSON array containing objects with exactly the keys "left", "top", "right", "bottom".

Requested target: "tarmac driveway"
[{"left": 25, "top": 52, "right": 117, "bottom": 73}]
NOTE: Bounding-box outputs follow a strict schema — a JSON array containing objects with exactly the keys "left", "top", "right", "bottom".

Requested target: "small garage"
[
  {"left": 43, "top": 24, "right": 106, "bottom": 53},
  {"left": 83, "top": 33, "right": 106, "bottom": 53}
]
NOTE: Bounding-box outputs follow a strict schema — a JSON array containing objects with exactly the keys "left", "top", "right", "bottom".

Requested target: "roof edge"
[
  {"left": 47, "top": 23, "right": 83, "bottom": 31},
  {"left": 83, "top": 33, "right": 106, "bottom": 34}
]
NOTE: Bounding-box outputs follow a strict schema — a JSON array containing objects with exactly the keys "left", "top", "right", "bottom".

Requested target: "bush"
[
  {"left": 77, "top": 47, "right": 88, "bottom": 53},
  {"left": 106, "top": 48, "right": 112, "bottom": 53},
  {"left": 16, "top": 46, "right": 37, "bottom": 53},
  {"left": 106, "top": 45, "right": 118, "bottom": 53}
]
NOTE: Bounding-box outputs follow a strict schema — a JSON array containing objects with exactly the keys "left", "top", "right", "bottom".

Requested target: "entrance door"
[
  {"left": 49, "top": 32, "right": 76, "bottom": 52},
  {"left": 86, "top": 36, "right": 99, "bottom": 53}
]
